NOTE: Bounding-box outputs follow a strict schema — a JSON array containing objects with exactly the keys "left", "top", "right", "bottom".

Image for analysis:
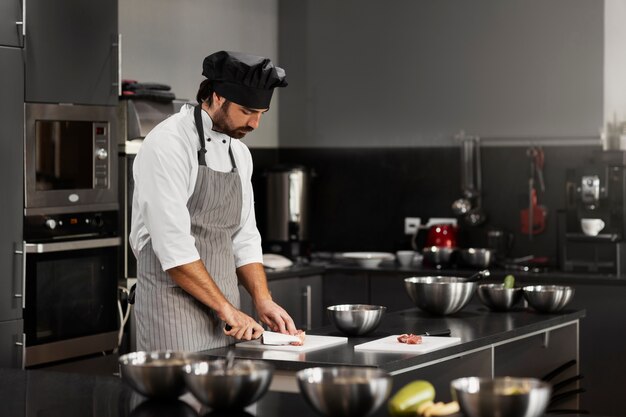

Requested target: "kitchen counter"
[
  {"left": 322, "top": 260, "right": 626, "bottom": 285},
  {"left": 202, "top": 306, "right": 585, "bottom": 414},
  {"left": 0, "top": 307, "right": 585, "bottom": 416},
  {"left": 203, "top": 306, "right": 583, "bottom": 373},
  {"left": 264, "top": 264, "right": 325, "bottom": 281}
]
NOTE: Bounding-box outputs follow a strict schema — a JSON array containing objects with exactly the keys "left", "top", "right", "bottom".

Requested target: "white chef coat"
[{"left": 129, "top": 103, "right": 263, "bottom": 271}]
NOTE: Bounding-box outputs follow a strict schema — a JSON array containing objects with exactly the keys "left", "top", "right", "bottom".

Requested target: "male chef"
[{"left": 130, "top": 51, "right": 297, "bottom": 351}]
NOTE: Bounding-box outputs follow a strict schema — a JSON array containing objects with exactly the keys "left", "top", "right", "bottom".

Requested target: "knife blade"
[
  {"left": 261, "top": 330, "right": 302, "bottom": 345},
  {"left": 224, "top": 324, "right": 301, "bottom": 345},
  {"left": 418, "top": 329, "right": 451, "bottom": 337}
]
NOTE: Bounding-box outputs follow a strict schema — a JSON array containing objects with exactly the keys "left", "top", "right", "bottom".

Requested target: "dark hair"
[{"left": 196, "top": 79, "right": 214, "bottom": 105}]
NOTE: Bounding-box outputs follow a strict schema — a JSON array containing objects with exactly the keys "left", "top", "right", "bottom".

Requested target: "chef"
[{"left": 130, "top": 51, "right": 297, "bottom": 351}]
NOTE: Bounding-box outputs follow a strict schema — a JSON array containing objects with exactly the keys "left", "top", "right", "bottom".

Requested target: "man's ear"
[{"left": 212, "top": 91, "right": 226, "bottom": 106}]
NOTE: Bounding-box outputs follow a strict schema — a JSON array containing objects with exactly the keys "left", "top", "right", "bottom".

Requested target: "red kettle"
[{"left": 425, "top": 223, "right": 458, "bottom": 248}]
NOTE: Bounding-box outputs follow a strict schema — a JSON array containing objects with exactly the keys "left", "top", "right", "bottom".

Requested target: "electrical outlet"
[{"left": 404, "top": 217, "right": 421, "bottom": 235}]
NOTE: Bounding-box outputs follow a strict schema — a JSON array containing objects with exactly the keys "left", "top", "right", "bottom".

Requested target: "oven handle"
[
  {"left": 24, "top": 237, "right": 122, "bottom": 253},
  {"left": 14, "top": 242, "right": 25, "bottom": 309}
]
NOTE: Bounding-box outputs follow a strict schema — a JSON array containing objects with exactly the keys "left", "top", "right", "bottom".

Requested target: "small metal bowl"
[
  {"left": 183, "top": 359, "right": 273, "bottom": 410},
  {"left": 119, "top": 351, "right": 192, "bottom": 399},
  {"left": 459, "top": 248, "right": 494, "bottom": 268},
  {"left": 404, "top": 276, "right": 476, "bottom": 315},
  {"left": 297, "top": 367, "right": 392, "bottom": 417},
  {"left": 327, "top": 304, "right": 387, "bottom": 336},
  {"left": 523, "top": 285, "right": 575, "bottom": 313},
  {"left": 422, "top": 246, "right": 457, "bottom": 267},
  {"left": 478, "top": 284, "right": 523, "bottom": 311},
  {"left": 451, "top": 377, "right": 551, "bottom": 417}
]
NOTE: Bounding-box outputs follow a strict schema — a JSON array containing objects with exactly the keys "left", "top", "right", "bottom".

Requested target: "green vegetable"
[
  {"left": 503, "top": 274, "right": 515, "bottom": 289},
  {"left": 388, "top": 380, "right": 436, "bottom": 416}
]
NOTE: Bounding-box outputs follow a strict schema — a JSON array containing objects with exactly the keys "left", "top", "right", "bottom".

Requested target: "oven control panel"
[
  {"left": 93, "top": 122, "right": 109, "bottom": 189},
  {"left": 24, "top": 211, "right": 118, "bottom": 241}
]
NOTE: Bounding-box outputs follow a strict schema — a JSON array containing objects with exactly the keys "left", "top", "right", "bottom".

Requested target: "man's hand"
[
  {"left": 255, "top": 298, "right": 298, "bottom": 335},
  {"left": 221, "top": 306, "right": 264, "bottom": 341}
]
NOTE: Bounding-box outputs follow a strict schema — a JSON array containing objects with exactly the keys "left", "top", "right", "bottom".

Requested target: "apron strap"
[
  {"left": 227, "top": 139, "right": 238, "bottom": 173},
  {"left": 194, "top": 105, "right": 208, "bottom": 166},
  {"left": 195, "top": 104, "right": 238, "bottom": 172}
]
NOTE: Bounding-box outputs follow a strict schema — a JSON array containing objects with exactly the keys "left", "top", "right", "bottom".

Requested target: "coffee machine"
[
  {"left": 559, "top": 150, "right": 626, "bottom": 276},
  {"left": 263, "top": 165, "right": 312, "bottom": 261}
]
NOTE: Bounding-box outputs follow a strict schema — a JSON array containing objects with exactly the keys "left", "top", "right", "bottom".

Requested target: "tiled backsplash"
[{"left": 251, "top": 145, "right": 599, "bottom": 267}]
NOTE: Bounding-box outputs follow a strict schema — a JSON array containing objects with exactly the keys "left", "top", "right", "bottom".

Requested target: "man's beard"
[{"left": 211, "top": 101, "right": 254, "bottom": 139}]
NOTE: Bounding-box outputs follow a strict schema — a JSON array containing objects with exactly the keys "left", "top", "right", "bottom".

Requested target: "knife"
[
  {"left": 418, "top": 329, "right": 451, "bottom": 337},
  {"left": 224, "top": 324, "right": 301, "bottom": 345}
]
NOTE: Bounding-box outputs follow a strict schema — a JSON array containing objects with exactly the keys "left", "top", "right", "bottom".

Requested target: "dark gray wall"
[{"left": 279, "top": 0, "right": 604, "bottom": 147}]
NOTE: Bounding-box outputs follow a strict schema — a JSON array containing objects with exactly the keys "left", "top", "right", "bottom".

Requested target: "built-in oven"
[
  {"left": 20, "top": 211, "right": 120, "bottom": 367},
  {"left": 24, "top": 103, "right": 118, "bottom": 215}
]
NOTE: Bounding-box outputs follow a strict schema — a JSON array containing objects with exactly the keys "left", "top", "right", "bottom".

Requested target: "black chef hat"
[{"left": 202, "top": 51, "right": 288, "bottom": 109}]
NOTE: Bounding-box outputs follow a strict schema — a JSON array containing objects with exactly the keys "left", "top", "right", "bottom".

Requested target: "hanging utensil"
[{"left": 520, "top": 147, "right": 546, "bottom": 238}]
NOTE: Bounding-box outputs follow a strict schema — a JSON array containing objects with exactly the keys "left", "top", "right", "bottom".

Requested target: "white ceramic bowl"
[
  {"left": 396, "top": 250, "right": 417, "bottom": 267},
  {"left": 340, "top": 252, "right": 395, "bottom": 268}
]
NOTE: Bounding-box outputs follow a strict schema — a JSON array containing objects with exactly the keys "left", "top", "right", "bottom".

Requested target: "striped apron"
[{"left": 134, "top": 105, "right": 242, "bottom": 351}]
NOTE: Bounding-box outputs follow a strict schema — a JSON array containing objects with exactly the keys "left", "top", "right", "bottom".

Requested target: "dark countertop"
[
  {"left": 264, "top": 264, "right": 325, "bottom": 281},
  {"left": 0, "top": 367, "right": 597, "bottom": 417},
  {"left": 0, "top": 306, "right": 587, "bottom": 417},
  {"left": 265, "top": 257, "right": 626, "bottom": 285},
  {"left": 202, "top": 306, "right": 585, "bottom": 373}
]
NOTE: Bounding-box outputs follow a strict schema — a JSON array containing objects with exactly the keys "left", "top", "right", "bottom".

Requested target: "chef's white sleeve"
[{"left": 133, "top": 132, "right": 200, "bottom": 271}]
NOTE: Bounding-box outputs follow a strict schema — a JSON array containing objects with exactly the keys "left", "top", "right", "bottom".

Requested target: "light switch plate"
[{"left": 404, "top": 217, "right": 421, "bottom": 235}]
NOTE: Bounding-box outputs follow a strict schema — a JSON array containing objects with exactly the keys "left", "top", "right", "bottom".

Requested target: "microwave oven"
[{"left": 24, "top": 103, "right": 118, "bottom": 215}]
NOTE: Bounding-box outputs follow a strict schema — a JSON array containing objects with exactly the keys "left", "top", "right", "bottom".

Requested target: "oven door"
[
  {"left": 23, "top": 237, "right": 120, "bottom": 367},
  {"left": 24, "top": 103, "right": 118, "bottom": 214}
]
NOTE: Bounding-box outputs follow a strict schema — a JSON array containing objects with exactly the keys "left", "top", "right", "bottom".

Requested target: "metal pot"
[
  {"left": 459, "top": 248, "right": 494, "bottom": 268},
  {"left": 422, "top": 246, "right": 457, "bottom": 267}
]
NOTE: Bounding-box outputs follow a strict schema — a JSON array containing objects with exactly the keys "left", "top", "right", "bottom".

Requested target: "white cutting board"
[
  {"left": 354, "top": 335, "right": 461, "bottom": 354},
  {"left": 235, "top": 335, "right": 348, "bottom": 353}
]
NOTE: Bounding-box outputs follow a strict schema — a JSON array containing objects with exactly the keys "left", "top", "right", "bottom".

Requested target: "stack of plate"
[{"left": 339, "top": 252, "right": 395, "bottom": 268}]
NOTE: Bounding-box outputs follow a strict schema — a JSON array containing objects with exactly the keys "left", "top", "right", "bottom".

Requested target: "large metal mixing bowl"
[
  {"left": 327, "top": 304, "right": 386, "bottom": 336},
  {"left": 459, "top": 248, "right": 494, "bottom": 268},
  {"left": 404, "top": 276, "right": 477, "bottom": 315},
  {"left": 297, "top": 367, "right": 392, "bottom": 417},
  {"left": 451, "top": 377, "right": 551, "bottom": 417},
  {"left": 183, "top": 359, "right": 273, "bottom": 410},
  {"left": 523, "top": 285, "right": 575, "bottom": 313},
  {"left": 478, "top": 283, "right": 522, "bottom": 311},
  {"left": 119, "top": 351, "right": 192, "bottom": 399}
]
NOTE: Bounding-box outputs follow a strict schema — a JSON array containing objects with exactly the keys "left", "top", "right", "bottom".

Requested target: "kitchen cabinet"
[
  {"left": 24, "top": 0, "right": 118, "bottom": 105},
  {"left": 369, "top": 272, "right": 416, "bottom": 313},
  {"left": 322, "top": 271, "right": 369, "bottom": 323},
  {"left": 0, "top": 320, "right": 23, "bottom": 368},
  {"left": 240, "top": 274, "right": 323, "bottom": 331},
  {"left": 0, "top": 1, "right": 24, "bottom": 47},
  {"left": 269, "top": 275, "right": 322, "bottom": 331},
  {"left": 322, "top": 271, "right": 415, "bottom": 324},
  {"left": 0, "top": 46, "right": 24, "bottom": 324}
]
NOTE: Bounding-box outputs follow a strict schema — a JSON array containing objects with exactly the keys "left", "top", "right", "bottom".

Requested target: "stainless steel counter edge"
[{"left": 201, "top": 307, "right": 585, "bottom": 373}]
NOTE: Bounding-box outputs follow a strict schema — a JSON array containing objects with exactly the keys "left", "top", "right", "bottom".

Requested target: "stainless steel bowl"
[
  {"left": 404, "top": 276, "right": 477, "bottom": 315},
  {"left": 183, "top": 359, "right": 273, "bottom": 410},
  {"left": 460, "top": 248, "right": 494, "bottom": 268},
  {"left": 119, "top": 351, "right": 192, "bottom": 399},
  {"left": 523, "top": 285, "right": 575, "bottom": 313},
  {"left": 297, "top": 367, "right": 392, "bottom": 417},
  {"left": 422, "top": 246, "right": 457, "bottom": 266},
  {"left": 478, "top": 284, "right": 523, "bottom": 311},
  {"left": 327, "top": 304, "right": 386, "bottom": 336},
  {"left": 451, "top": 377, "right": 551, "bottom": 417}
]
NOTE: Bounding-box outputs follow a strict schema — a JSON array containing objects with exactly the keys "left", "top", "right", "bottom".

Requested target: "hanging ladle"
[{"left": 465, "top": 269, "right": 490, "bottom": 282}]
